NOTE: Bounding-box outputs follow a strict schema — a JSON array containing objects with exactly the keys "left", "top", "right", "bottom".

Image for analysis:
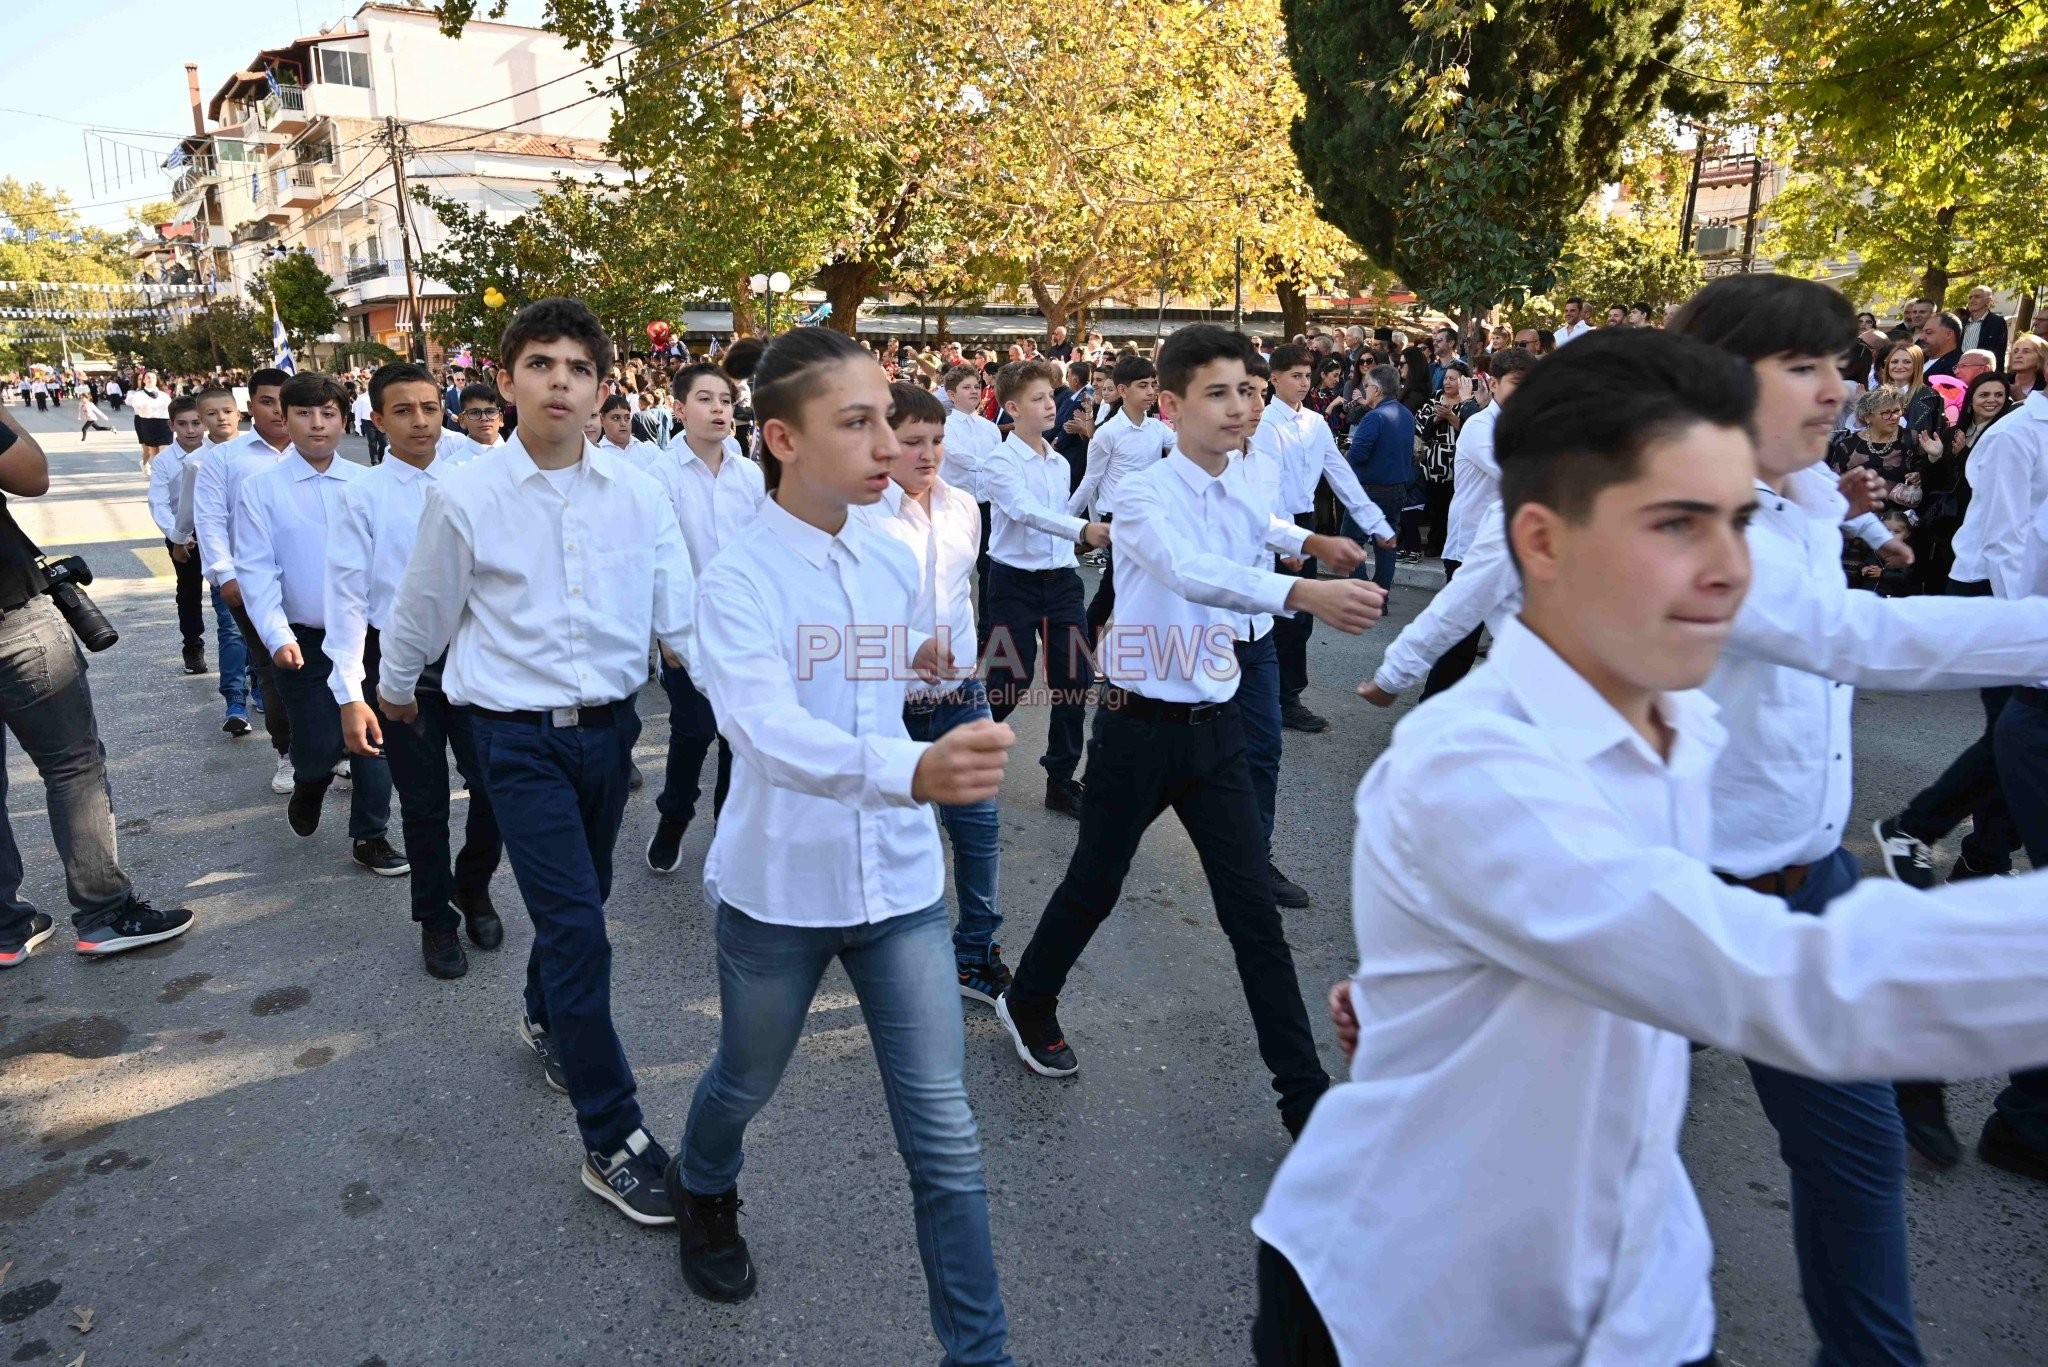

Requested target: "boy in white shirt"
[
  {"left": 180, "top": 387, "right": 253, "bottom": 734},
  {"left": 939, "top": 364, "right": 1002, "bottom": 611},
  {"left": 1066, "top": 355, "right": 1175, "bottom": 640},
  {"left": 149, "top": 395, "right": 210, "bottom": 677},
  {"left": 454, "top": 381, "right": 507, "bottom": 453}
]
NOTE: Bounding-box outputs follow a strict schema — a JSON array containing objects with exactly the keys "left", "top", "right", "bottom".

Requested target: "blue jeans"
[
  {"left": 1233, "top": 633, "right": 1280, "bottom": 850},
  {"left": 903, "top": 679, "right": 1002, "bottom": 964},
  {"left": 682, "top": 900, "right": 1013, "bottom": 1367},
  {"left": 1989, "top": 689, "right": 2048, "bottom": 1149},
  {"left": 210, "top": 584, "right": 247, "bottom": 712},
  {"left": 471, "top": 702, "right": 644, "bottom": 1154},
  {"left": 655, "top": 657, "right": 729, "bottom": 826},
  {"left": 273, "top": 624, "right": 392, "bottom": 841},
  {"left": 1742, "top": 846, "right": 1921, "bottom": 1367}
]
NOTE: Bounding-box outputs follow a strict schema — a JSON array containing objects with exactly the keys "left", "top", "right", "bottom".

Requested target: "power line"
[{"left": 0, "top": 107, "right": 189, "bottom": 139}]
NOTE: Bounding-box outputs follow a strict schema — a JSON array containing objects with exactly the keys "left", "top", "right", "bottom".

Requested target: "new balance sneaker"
[
  {"left": 222, "top": 709, "right": 252, "bottom": 738},
  {"left": 0, "top": 912, "right": 55, "bottom": 969},
  {"left": 1269, "top": 863, "right": 1310, "bottom": 909},
  {"left": 1871, "top": 817, "right": 1937, "bottom": 890},
  {"left": 995, "top": 992, "right": 1079, "bottom": 1077},
  {"left": 665, "top": 1160, "right": 757, "bottom": 1303},
  {"left": 352, "top": 837, "right": 411, "bottom": 877},
  {"left": 581, "top": 1128, "right": 676, "bottom": 1226},
  {"left": 270, "top": 753, "right": 294, "bottom": 795},
  {"left": 518, "top": 1015, "right": 570, "bottom": 1094},
  {"left": 76, "top": 899, "right": 194, "bottom": 957},
  {"left": 422, "top": 926, "right": 468, "bottom": 980},
  {"left": 957, "top": 946, "right": 1013, "bottom": 1008},
  {"left": 646, "top": 817, "right": 688, "bottom": 875}
]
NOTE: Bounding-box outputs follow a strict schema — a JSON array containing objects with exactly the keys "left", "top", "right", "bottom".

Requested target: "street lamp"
[{"left": 749, "top": 271, "right": 792, "bottom": 335}]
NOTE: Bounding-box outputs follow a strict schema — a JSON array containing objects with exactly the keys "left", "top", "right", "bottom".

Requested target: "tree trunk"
[
  {"left": 2017, "top": 288, "right": 2038, "bottom": 335},
  {"left": 729, "top": 279, "right": 758, "bottom": 339},
  {"left": 1276, "top": 278, "right": 1308, "bottom": 341},
  {"left": 817, "top": 256, "right": 879, "bottom": 338},
  {"left": 936, "top": 306, "right": 950, "bottom": 345},
  {"left": 1920, "top": 206, "right": 1957, "bottom": 304}
]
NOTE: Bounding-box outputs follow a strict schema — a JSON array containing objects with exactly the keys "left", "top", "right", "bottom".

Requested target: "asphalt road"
[{"left": 0, "top": 401, "right": 2042, "bottom": 1366}]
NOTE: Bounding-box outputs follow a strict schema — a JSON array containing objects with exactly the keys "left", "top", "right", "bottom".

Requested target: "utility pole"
[
  {"left": 385, "top": 117, "right": 428, "bottom": 362},
  {"left": 1738, "top": 145, "right": 1766, "bottom": 276},
  {"left": 1678, "top": 129, "right": 1706, "bottom": 254}
]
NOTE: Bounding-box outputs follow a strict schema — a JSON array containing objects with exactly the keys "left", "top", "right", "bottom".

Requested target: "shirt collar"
[
  {"left": 1489, "top": 617, "right": 1724, "bottom": 773},
  {"left": 503, "top": 431, "right": 614, "bottom": 487},
  {"left": 1166, "top": 447, "right": 1230, "bottom": 493},
  {"left": 758, "top": 493, "right": 862, "bottom": 569},
  {"left": 382, "top": 456, "right": 435, "bottom": 485},
  {"left": 2023, "top": 389, "right": 2048, "bottom": 423},
  {"left": 1002, "top": 431, "right": 1060, "bottom": 461},
  {"left": 283, "top": 445, "right": 343, "bottom": 480}
]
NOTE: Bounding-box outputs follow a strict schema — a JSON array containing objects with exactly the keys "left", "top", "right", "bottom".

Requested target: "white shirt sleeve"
[
  {"left": 146, "top": 454, "right": 182, "bottom": 539},
  {"left": 1318, "top": 428, "right": 1393, "bottom": 541},
  {"left": 192, "top": 449, "right": 236, "bottom": 587},
  {"left": 1964, "top": 430, "right": 2036, "bottom": 599},
  {"left": 1066, "top": 427, "right": 1112, "bottom": 518},
  {"left": 986, "top": 449, "right": 1088, "bottom": 542},
  {"left": 378, "top": 486, "right": 474, "bottom": 708},
  {"left": 1115, "top": 471, "right": 1297, "bottom": 618},
  {"left": 231, "top": 479, "right": 292, "bottom": 656},
  {"left": 1845, "top": 511, "right": 1894, "bottom": 553},
  {"left": 1373, "top": 504, "right": 1518, "bottom": 693},
  {"left": 321, "top": 487, "right": 375, "bottom": 706},
  {"left": 647, "top": 491, "right": 698, "bottom": 675}
]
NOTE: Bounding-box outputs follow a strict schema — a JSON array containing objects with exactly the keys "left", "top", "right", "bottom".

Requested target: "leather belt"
[
  {"left": 1717, "top": 862, "right": 1813, "bottom": 897},
  {"left": 467, "top": 701, "right": 625, "bottom": 729},
  {"left": 1099, "top": 686, "right": 1232, "bottom": 726}
]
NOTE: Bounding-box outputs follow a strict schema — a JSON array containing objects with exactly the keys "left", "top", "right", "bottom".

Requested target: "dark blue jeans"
[
  {"left": 471, "top": 702, "right": 644, "bottom": 1154},
  {"left": 1344, "top": 483, "right": 1406, "bottom": 592},
  {"left": 1741, "top": 846, "right": 1921, "bottom": 1367},
  {"left": 682, "top": 900, "right": 1014, "bottom": 1366},
  {"left": 209, "top": 584, "right": 248, "bottom": 713},
  {"left": 655, "top": 657, "right": 729, "bottom": 827},
  {"left": 903, "top": 679, "right": 1002, "bottom": 964},
  {"left": 982, "top": 562, "right": 1090, "bottom": 781},
  {"left": 1233, "top": 633, "right": 1280, "bottom": 850},
  {"left": 274, "top": 624, "right": 392, "bottom": 841},
  {"left": 1989, "top": 688, "right": 2048, "bottom": 1149}
]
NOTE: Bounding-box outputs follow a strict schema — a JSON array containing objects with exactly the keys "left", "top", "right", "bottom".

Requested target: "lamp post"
[{"left": 748, "top": 271, "right": 792, "bottom": 335}]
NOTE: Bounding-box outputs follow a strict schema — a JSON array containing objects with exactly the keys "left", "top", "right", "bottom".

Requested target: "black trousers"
[
  {"left": 228, "top": 598, "right": 291, "bottom": 756},
  {"left": 1898, "top": 579, "right": 2021, "bottom": 871},
  {"left": 168, "top": 540, "right": 204, "bottom": 650},
  {"left": 1082, "top": 513, "right": 1116, "bottom": 643},
  {"left": 1273, "top": 512, "right": 1317, "bottom": 699},
  {"left": 1418, "top": 558, "right": 1485, "bottom": 701},
  {"left": 1008, "top": 700, "right": 1328, "bottom": 1127},
  {"left": 974, "top": 502, "right": 992, "bottom": 642},
  {"left": 983, "top": 562, "right": 1091, "bottom": 780}
]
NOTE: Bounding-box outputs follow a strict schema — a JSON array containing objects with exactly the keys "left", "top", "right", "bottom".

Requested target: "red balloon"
[{"left": 647, "top": 320, "right": 673, "bottom": 345}]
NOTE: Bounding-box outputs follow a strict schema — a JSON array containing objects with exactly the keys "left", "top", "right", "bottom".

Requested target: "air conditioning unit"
[{"left": 1695, "top": 225, "right": 1737, "bottom": 255}]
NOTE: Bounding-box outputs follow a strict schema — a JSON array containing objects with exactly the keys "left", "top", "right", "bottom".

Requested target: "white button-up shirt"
[
  {"left": 939, "top": 409, "right": 1002, "bottom": 502},
  {"left": 1372, "top": 497, "right": 1521, "bottom": 694},
  {"left": 1235, "top": 441, "right": 1312, "bottom": 642},
  {"left": 1099, "top": 449, "right": 1302, "bottom": 704},
  {"left": 128, "top": 386, "right": 170, "bottom": 421},
  {"left": 855, "top": 477, "right": 981, "bottom": 683},
  {"left": 1951, "top": 390, "right": 2048, "bottom": 592},
  {"left": 984, "top": 432, "right": 1088, "bottom": 571},
  {"left": 377, "top": 434, "right": 696, "bottom": 712},
  {"left": 191, "top": 429, "right": 289, "bottom": 587},
  {"left": 147, "top": 441, "right": 201, "bottom": 540},
  {"left": 233, "top": 448, "right": 367, "bottom": 655},
  {"left": 1554, "top": 319, "right": 1594, "bottom": 346},
  {"left": 322, "top": 455, "right": 455, "bottom": 706},
  {"left": 1258, "top": 619, "right": 2048, "bottom": 1367},
  {"left": 695, "top": 496, "right": 943, "bottom": 928},
  {"left": 1440, "top": 400, "right": 1500, "bottom": 564},
  {"left": 1247, "top": 398, "right": 1393, "bottom": 539},
  {"left": 664, "top": 442, "right": 767, "bottom": 576},
  {"left": 1066, "top": 407, "right": 1174, "bottom": 519}
]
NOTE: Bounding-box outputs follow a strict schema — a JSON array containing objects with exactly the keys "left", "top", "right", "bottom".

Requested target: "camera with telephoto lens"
[{"left": 39, "top": 556, "right": 118, "bottom": 652}]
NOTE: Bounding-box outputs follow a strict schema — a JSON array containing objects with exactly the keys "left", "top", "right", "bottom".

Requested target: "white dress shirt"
[
  {"left": 128, "top": 387, "right": 170, "bottom": 421},
  {"left": 1235, "top": 441, "right": 1309, "bottom": 642},
  {"left": 695, "top": 496, "right": 943, "bottom": 927},
  {"left": 939, "top": 409, "right": 1002, "bottom": 502},
  {"left": 191, "top": 429, "right": 289, "bottom": 587},
  {"left": 1950, "top": 390, "right": 2048, "bottom": 592},
  {"left": 322, "top": 455, "right": 455, "bottom": 706},
  {"left": 984, "top": 432, "right": 1089, "bottom": 571},
  {"left": 1258, "top": 619, "right": 2048, "bottom": 1367},
  {"left": 1247, "top": 398, "right": 1393, "bottom": 539},
  {"left": 233, "top": 449, "right": 367, "bottom": 655},
  {"left": 1372, "top": 499, "right": 1520, "bottom": 694},
  {"left": 1439, "top": 400, "right": 1500, "bottom": 564},
  {"left": 351, "top": 393, "right": 372, "bottom": 428},
  {"left": 664, "top": 441, "right": 767, "bottom": 575},
  {"left": 855, "top": 477, "right": 982, "bottom": 683},
  {"left": 378, "top": 434, "right": 695, "bottom": 712},
  {"left": 1554, "top": 319, "right": 1594, "bottom": 346},
  {"left": 147, "top": 442, "right": 201, "bottom": 540},
  {"left": 1099, "top": 449, "right": 1303, "bottom": 704},
  {"left": 1066, "top": 407, "right": 1174, "bottom": 519}
]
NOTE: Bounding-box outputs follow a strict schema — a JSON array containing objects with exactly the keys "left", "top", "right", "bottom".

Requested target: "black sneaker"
[
  {"left": 666, "top": 1160, "right": 758, "bottom": 1302},
  {"left": 288, "top": 780, "right": 326, "bottom": 837},
  {"left": 222, "top": 712, "right": 252, "bottom": 738},
  {"left": 646, "top": 817, "right": 688, "bottom": 875},
  {"left": 1894, "top": 1081, "right": 1960, "bottom": 1168},
  {"left": 453, "top": 889, "right": 503, "bottom": 950},
  {"left": 1269, "top": 863, "right": 1310, "bottom": 909},
  {"left": 518, "top": 1015, "right": 570, "bottom": 1094},
  {"left": 1044, "top": 777, "right": 1083, "bottom": 819},
  {"left": 958, "top": 946, "right": 1013, "bottom": 1007},
  {"left": 76, "top": 899, "right": 195, "bottom": 957},
  {"left": 182, "top": 644, "right": 206, "bottom": 675},
  {"left": 581, "top": 1128, "right": 676, "bottom": 1226},
  {"left": 1949, "top": 852, "right": 2017, "bottom": 883},
  {"left": 1280, "top": 697, "right": 1329, "bottom": 733},
  {"left": 353, "top": 837, "right": 411, "bottom": 877},
  {"left": 1979, "top": 1111, "right": 2048, "bottom": 1183},
  {"left": 422, "top": 926, "right": 468, "bottom": 980},
  {"left": 0, "top": 911, "right": 55, "bottom": 969},
  {"left": 995, "top": 992, "right": 1079, "bottom": 1077},
  {"left": 1872, "top": 817, "right": 1937, "bottom": 890}
]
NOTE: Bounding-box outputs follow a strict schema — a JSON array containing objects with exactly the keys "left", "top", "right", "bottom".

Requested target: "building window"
[{"left": 318, "top": 48, "right": 372, "bottom": 89}]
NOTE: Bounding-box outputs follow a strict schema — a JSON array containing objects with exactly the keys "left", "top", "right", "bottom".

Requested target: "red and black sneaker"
[
  {"left": 0, "top": 912, "right": 55, "bottom": 969},
  {"left": 996, "top": 991, "right": 1078, "bottom": 1078}
]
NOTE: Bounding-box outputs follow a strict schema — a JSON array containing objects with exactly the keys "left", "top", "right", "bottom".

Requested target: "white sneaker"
[
  {"left": 271, "top": 754, "right": 295, "bottom": 795},
  {"left": 332, "top": 760, "right": 352, "bottom": 791}
]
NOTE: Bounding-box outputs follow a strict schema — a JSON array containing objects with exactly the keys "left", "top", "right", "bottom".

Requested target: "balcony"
[
  {"left": 257, "top": 85, "right": 309, "bottom": 136},
  {"left": 171, "top": 162, "right": 218, "bottom": 202},
  {"left": 255, "top": 179, "right": 290, "bottom": 225},
  {"left": 280, "top": 168, "right": 322, "bottom": 209},
  {"left": 345, "top": 259, "right": 391, "bottom": 285}
]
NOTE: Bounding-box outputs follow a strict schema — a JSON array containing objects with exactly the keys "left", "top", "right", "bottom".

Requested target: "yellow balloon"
[{"left": 483, "top": 287, "right": 506, "bottom": 309}]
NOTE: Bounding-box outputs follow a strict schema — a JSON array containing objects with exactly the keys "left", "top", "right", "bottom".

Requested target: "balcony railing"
[
  {"left": 257, "top": 85, "right": 308, "bottom": 130},
  {"left": 346, "top": 259, "right": 392, "bottom": 285}
]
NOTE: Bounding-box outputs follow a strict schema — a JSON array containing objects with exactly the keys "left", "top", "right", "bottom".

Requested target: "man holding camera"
[{"left": 0, "top": 407, "right": 195, "bottom": 967}]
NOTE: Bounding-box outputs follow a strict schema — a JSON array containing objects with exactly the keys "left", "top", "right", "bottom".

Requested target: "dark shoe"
[
  {"left": 1979, "top": 1111, "right": 2048, "bottom": 1183},
  {"left": 1280, "top": 697, "right": 1329, "bottom": 733},
  {"left": 452, "top": 890, "right": 503, "bottom": 950},
  {"left": 0, "top": 911, "right": 55, "bottom": 969},
  {"left": 582, "top": 1128, "right": 676, "bottom": 1227},
  {"left": 287, "top": 780, "right": 326, "bottom": 837},
  {"left": 1949, "top": 852, "right": 2017, "bottom": 883},
  {"left": 75, "top": 899, "right": 194, "bottom": 957},
  {"left": 1269, "top": 863, "right": 1310, "bottom": 909},
  {"left": 182, "top": 644, "right": 206, "bottom": 675},
  {"left": 646, "top": 817, "right": 688, "bottom": 875},
  {"left": 1893, "top": 1081, "right": 1961, "bottom": 1168},
  {"left": 222, "top": 711, "right": 252, "bottom": 738},
  {"left": 628, "top": 762, "right": 645, "bottom": 793},
  {"left": 1872, "top": 816, "right": 1937, "bottom": 890},
  {"left": 958, "top": 946, "right": 1013, "bottom": 1007},
  {"left": 996, "top": 992, "right": 1079, "bottom": 1077},
  {"left": 422, "top": 926, "right": 468, "bottom": 980},
  {"left": 1044, "top": 777, "right": 1083, "bottom": 819},
  {"left": 353, "top": 836, "right": 411, "bottom": 877},
  {"left": 666, "top": 1161, "right": 757, "bottom": 1302},
  {"left": 517, "top": 1015, "right": 570, "bottom": 1094}
]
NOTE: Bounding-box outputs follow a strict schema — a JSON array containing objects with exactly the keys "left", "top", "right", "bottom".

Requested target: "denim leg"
[
  {"left": 906, "top": 681, "right": 1003, "bottom": 964},
  {"left": 230, "top": 600, "right": 290, "bottom": 755},
  {"left": 841, "top": 902, "right": 1014, "bottom": 1367},
  {"left": 277, "top": 626, "right": 391, "bottom": 840},
  {"left": 1233, "top": 634, "right": 1281, "bottom": 851},
  {"left": 444, "top": 699, "right": 503, "bottom": 900},
  {"left": 210, "top": 584, "right": 247, "bottom": 710},
  {"left": 1040, "top": 568, "right": 1091, "bottom": 781},
  {"left": 655, "top": 658, "right": 717, "bottom": 825},
  {"left": 680, "top": 903, "right": 836, "bottom": 1194}
]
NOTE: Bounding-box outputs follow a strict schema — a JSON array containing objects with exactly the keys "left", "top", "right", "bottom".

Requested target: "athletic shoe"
[
  {"left": 518, "top": 1015, "right": 570, "bottom": 1094},
  {"left": 1979, "top": 1111, "right": 2048, "bottom": 1183},
  {"left": 957, "top": 946, "right": 1012, "bottom": 1007},
  {"left": 182, "top": 644, "right": 206, "bottom": 675},
  {"left": 422, "top": 926, "right": 468, "bottom": 980},
  {"left": 1893, "top": 1081, "right": 1961, "bottom": 1168},
  {"left": 581, "top": 1128, "right": 676, "bottom": 1226},
  {"left": 288, "top": 781, "right": 325, "bottom": 837},
  {"left": 1871, "top": 817, "right": 1937, "bottom": 890},
  {"left": 222, "top": 710, "right": 252, "bottom": 738},
  {"left": 332, "top": 760, "right": 352, "bottom": 791},
  {"left": 1269, "top": 863, "right": 1310, "bottom": 909},
  {"left": 1044, "top": 777, "right": 1083, "bottom": 819},
  {"left": 353, "top": 837, "right": 410, "bottom": 877},
  {"left": 1949, "top": 852, "right": 2017, "bottom": 883},
  {"left": 995, "top": 992, "right": 1079, "bottom": 1077},
  {"left": 0, "top": 912, "right": 55, "bottom": 969},
  {"left": 270, "top": 754, "right": 294, "bottom": 795},
  {"left": 646, "top": 817, "right": 688, "bottom": 875},
  {"left": 452, "top": 889, "right": 503, "bottom": 950},
  {"left": 1280, "top": 698, "right": 1329, "bottom": 734},
  {"left": 666, "top": 1162, "right": 757, "bottom": 1302},
  {"left": 76, "top": 899, "right": 194, "bottom": 957}
]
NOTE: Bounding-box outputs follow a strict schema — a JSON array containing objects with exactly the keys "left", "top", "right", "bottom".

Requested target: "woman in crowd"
[
  {"left": 2007, "top": 332, "right": 2045, "bottom": 402},
  {"left": 1876, "top": 339, "right": 1945, "bottom": 438},
  {"left": 1828, "top": 387, "right": 1919, "bottom": 499}
]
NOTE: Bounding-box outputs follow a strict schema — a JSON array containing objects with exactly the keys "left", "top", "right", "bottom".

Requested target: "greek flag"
[{"left": 271, "top": 299, "right": 296, "bottom": 375}]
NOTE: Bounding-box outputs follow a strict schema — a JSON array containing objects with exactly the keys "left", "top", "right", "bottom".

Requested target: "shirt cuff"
[
  {"left": 871, "top": 735, "right": 930, "bottom": 808},
  {"left": 1268, "top": 519, "right": 1312, "bottom": 555},
  {"left": 328, "top": 667, "right": 365, "bottom": 707}
]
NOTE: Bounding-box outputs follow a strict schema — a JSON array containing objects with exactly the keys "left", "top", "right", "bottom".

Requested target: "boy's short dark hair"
[
  {"left": 1664, "top": 275, "right": 1856, "bottom": 363},
  {"left": 1487, "top": 346, "right": 1539, "bottom": 385},
  {"left": 457, "top": 380, "right": 501, "bottom": 411},
  {"left": 1496, "top": 329, "right": 1756, "bottom": 533},
  {"left": 1631, "top": 300, "right": 1652, "bottom": 316},
  {"left": 995, "top": 359, "right": 1060, "bottom": 406},
  {"left": 1110, "top": 354, "right": 1158, "bottom": 389},
  {"left": 370, "top": 362, "right": 439, "bottom": 411},
  {"left": 941, "top": 364, "right": 982, "bottom": 394},
  {"left": 1269, "top": 342, "right": 1313, "bottom": 374},
  {"left": 599, "top": 393, "right": 633, "bottom": 417},
  {"left": 1246, "top": 352, "right": 1271, "bottom": 380},
  {"left": 194, "top": 385, "right": 235, "bottom": 407},
  {"left": 671, "top": 361, "right": 738, "bottom": 403},
  {"left": 1156, "top": 324, "right": 1255, "bottom": 396},
  {"left": 168, "top": 394, "right": 199, "bottom": 419},
  {"left": 280, "top": 372, "right": 348, "bottom": 413},
  {"left": 888, "top": 379, "right": 946, "bottom": 430},
  {"left": 498, "top": 297, "right": 614, "bottom": 377},
  {"left": 248, "top": 367, "right": 291, "bottom": 394}
]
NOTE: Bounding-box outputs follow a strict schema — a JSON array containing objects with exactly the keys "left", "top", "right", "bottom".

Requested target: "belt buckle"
[{"left": 551, "top": 706, "right": 581, "bottom": 729}]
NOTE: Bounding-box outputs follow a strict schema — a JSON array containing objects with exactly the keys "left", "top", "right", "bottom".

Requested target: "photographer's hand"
[{"left": 273, "top": 642, "right": 302, "bottom": 670}]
